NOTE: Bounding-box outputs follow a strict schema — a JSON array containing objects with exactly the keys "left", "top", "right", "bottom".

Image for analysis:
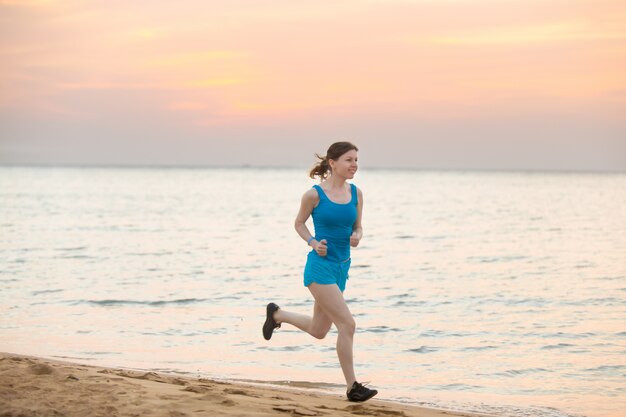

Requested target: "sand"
[{"left": 0, "top": 352, "right": 489, "bottom": 417}]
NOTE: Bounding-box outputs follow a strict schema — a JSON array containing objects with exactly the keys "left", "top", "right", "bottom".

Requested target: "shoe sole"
[{"left": 263, "top": 303, "right": 279, "bottom": 340}]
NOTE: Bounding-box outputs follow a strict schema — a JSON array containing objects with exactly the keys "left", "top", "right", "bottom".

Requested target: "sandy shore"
[{"left": 0, "top": 352, "right": 489, "bottom": 417}]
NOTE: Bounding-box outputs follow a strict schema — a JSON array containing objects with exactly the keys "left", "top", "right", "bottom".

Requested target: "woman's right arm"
[{"left": 294, "top": 189, "right": 327, "bottom": 256}]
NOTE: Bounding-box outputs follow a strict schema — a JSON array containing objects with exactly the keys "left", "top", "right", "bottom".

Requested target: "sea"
[{"left": 1, "top": 166, "right": 624, "bottom": 417}]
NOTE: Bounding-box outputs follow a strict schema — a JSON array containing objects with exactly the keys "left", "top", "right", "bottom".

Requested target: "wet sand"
[{"left": 0, "top": 352, "right": 491, "bottom": 417}]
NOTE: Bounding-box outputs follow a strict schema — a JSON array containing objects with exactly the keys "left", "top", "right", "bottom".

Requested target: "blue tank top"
[{"left": 310, "top": 183, "right": 358, "bottom": 263}]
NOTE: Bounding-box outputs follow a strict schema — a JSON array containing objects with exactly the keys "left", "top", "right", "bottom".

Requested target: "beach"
[
  {"left": 1, "top": 167, "right": 624, "bottom": 417},
  {"left": 1, "top": 352, "right": 491, "bottom": 417}
]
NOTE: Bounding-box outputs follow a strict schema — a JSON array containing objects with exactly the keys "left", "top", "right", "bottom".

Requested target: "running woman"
[{"left": 262, "top": 141, "right": 378, "bottom": 402}]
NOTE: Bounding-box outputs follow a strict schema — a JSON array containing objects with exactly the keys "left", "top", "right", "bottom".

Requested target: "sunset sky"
[{"left": 1, "top": 0, "right": 625, "bottom": 170}]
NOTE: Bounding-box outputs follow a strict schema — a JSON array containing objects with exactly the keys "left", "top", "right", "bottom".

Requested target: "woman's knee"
[
  {"left": 311, "top": 327, "right": 330, "bottom": 340},
  {"left": 312, "top": 321, "right": 333, "bottom": 339},
  {"left": 337, "top": 317, "right": 356, "bottom": 336}
]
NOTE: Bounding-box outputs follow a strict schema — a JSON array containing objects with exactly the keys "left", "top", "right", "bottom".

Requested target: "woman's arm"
[
  {"left": 295, "top": 189, "right": 327, "bottom": 256},
  {"left": 350, "top": 187, "right": 363, "bottom": 247}
]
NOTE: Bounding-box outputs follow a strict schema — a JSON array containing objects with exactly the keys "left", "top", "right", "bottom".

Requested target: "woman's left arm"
[{"left": 350, "top": 187, "right": 363, "bottom": 247}]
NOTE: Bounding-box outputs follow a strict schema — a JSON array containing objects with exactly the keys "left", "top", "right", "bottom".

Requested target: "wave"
[
  {"left": 583, "top": 365, "right": 626, "bottom": 376},
  {"left": 363, "top": 325, "right": 403, "bottom": 333},
  {"left": 73, "top": 298, "right": 209, "bottom": 307},
  {"left": 32, "top": 289, "right": 64, "bottom": 296},
  {"left": 460, "top": 345, "right": 498, "bottom": 352},
  {"left": 495, "top": 368, "right": 551, "bottom": 377},
  {"left": 56, "top": 246, "right": 87, "bottom": 251},
  {"left": 541, "top": 343, "right": 575, "bottom": 350},
  {"left": 466, "top": 255, "right": 530, "bottom": 263},
  {"left": 407, "top": 346, "right": 439, "bottom": 354}
]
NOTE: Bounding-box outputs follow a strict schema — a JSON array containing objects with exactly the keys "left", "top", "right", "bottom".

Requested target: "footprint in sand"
[
  {"left": 93, "top": 405, "right": 118, "bottom": 415},
  {"left": 223, "top": 388, "right": 260, "bottom": 398},
  {"left": 28, "top": 364, "right": 54, "bottom": 375},
  {"left": 371, "top": 407, "right": 406, "bottom": 416},
  {"left": 345, "top": 404, "right": 407, "bottom": 417},
  {"left": 272, "top": 395, "right": 293, "bottom": 401},
  {"left": 315, "top": 405, "right": 341, "bottom": 412},
  {"left": 158, "top": 394, "right": 181, "bottom": 401},
  {"left": 182, "top": 384, "right": 213, "bottom": 394},
  {"left": 272, "top": 406, "right": 321, "bottom": 416}
]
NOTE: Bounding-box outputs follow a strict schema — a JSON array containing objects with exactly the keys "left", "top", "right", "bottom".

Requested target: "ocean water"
[{"left": 1, "top": 166, "right": 625, "bottom": 417}]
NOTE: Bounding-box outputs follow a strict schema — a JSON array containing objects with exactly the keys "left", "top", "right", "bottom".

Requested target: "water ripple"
[
  {"left": 541, "top": 343, "right": 576, "bottom": 350},
  {"left": 407, "top": 346, "right": 439, "bottom": 354},
  {"left": 72, "top": 298, "right": 209, "bottom": 307},
  {"left": 460, "top": 345, "right": 498, "bottom": 352},
  {"left": 364, "top": 325, "right": 403, "bottom": 333},
  {"left": 32, "top": 289, "right": 64, "bottom": 296},
  {"left": 497, "top": 368, "right": 551, "bottom": 377}
]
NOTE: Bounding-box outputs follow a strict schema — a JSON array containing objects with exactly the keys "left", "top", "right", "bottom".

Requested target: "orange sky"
[{"left": 1, "top": 0, "right": 625, "bottom": 169}]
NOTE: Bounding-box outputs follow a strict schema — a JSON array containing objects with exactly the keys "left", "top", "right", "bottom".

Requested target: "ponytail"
[{"left": 309, "top": 154, "right": 331, "bottom": 180}]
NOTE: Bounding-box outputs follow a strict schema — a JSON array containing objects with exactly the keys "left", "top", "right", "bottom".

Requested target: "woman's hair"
[{"left": 309, "top": 141, "right": 359, "bottom": 180}]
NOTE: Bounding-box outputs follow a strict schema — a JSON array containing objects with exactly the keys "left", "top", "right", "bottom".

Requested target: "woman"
[{"left": 262, "top": 141, "right": 378, "bottom": 402}]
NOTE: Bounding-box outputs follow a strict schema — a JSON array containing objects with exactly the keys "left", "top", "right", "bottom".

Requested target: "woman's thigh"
[
  {"left": 309, "top": 301, "right": 333, "bottom": 337},
  {"left": 308, "top": 283, "right": 354, "bottom": 328}
]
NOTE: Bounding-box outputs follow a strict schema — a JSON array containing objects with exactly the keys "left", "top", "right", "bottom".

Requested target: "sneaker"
[
  {"left": 347, "top": 381, "right": 378, "bottom": 402},
  {"left": 262, "top": 303, "right": 281, "bottom": 340}
]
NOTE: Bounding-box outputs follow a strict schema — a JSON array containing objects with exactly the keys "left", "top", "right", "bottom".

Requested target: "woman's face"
[{"left": 330, "top": 149, "right": 358, "bottom": 179}]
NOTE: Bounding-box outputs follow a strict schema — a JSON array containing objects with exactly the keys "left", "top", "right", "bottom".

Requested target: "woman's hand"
[
  {"left": 350, "top": 232, "right": 361, "bottom": 247},
  {"left": 313, "top": 239, "right": 328, "bottom": 256}
]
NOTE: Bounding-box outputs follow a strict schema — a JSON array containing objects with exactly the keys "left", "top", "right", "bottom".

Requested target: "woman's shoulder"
[
  {"left": 351, "top": 183, "right": 363, "bottom": 204},
  {"left": 302, "top": 186, "right": 321, "bottom": 202}
]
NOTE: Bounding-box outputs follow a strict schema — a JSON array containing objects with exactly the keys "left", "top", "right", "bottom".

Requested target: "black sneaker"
[
  {"left": 262, "top": 303, "right": 281, "bottom": 340},
  {"left": 347, "top": 381, "right": 378, "bottom": 402}
]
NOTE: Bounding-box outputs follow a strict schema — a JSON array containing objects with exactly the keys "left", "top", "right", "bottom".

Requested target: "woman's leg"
[
  {"left": 308, "top": 283, "right": 356, "bottom": 388},
  {"left": 274, "top": 301, "right": 333, "bottom": 340}
]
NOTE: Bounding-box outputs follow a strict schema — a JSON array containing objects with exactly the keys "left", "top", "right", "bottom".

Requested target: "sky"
[{"left": 1, "top": 0, "right": 625, "bottom": 170}]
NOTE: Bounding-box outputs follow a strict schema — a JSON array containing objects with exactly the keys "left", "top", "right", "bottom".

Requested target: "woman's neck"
[{"left": 325, "top": 175, "right": 347, "bottom": 189}]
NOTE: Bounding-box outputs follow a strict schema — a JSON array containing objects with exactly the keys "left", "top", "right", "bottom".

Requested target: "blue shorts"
[{"left": 303, "top": 251, "right": 351, "bottom": 292}]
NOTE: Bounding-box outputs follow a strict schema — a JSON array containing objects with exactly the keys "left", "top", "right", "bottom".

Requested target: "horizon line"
[{"left": 0, "top": 162, "right": 624, "bottom": 175}]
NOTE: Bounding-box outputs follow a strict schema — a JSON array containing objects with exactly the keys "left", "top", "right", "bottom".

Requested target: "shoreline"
[{"left": 1, "top": 352, "right": 493, "bottom": 417}]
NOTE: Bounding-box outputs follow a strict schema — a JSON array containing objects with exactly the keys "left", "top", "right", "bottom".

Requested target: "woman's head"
[{"left": 309, "top": 141, "right": 359, "bottom": 181}]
